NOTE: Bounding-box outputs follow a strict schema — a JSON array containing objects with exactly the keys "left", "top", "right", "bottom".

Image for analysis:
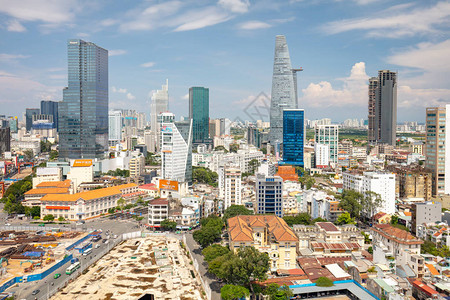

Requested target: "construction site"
[
  {"left": 52, "top": 236, "right": 205, "bottom": 300},
  {"left": 0, "top": 230, "right": 83, "bottom": 283}
]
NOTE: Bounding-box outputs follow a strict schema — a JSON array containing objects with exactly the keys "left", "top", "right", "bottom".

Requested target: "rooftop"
[
  {"left": 149, "top": 198, "right": 168, "bottom": 206},
  {"left": 372, "top": 224, "right": 424, "bottom": 245},
  {"left": 72, "top": 159, "right": 93, "bottom": 167},
  {"left": 41, "top": 183, "right": 137, "bottom": 202},
  {"left": 25, "top": 187, "right": 69, "bottom": 195},
  {"left": 316, "top": 222, "right": 339, "bottom": 232},
  {"left": 36, "top": 180, "right": 71, "bottom": 189}
]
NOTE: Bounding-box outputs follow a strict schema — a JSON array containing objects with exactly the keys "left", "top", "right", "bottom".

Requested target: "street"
[{"left": 185, "top": 233, "right": 222, "bottom": 300}]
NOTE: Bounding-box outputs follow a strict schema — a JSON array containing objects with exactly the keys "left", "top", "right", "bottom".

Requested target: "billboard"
[{"left": 159, "top": 179, "right": 178, "bottom": 191}]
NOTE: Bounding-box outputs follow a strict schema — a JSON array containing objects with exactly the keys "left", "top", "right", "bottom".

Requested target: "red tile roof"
[
  {"left": 149, "top": 198, "right": 168, "bottom": 206},
  {"left": 372, "top": 224, "right": 424, "bottom": 245},
  {"left": 412, "top": 280, "right": 439, "bottom": 296},
  {"left": 316, "top": 222, "right": 339, "bottom": 232}
]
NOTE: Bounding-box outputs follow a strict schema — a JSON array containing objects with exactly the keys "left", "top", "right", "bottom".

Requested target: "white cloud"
[
  {"left": 173, "top": 7, "right": 232, "bottom": 32},
  {"left": 239, "top": 20, "right": 272, "bottom": 30},
  {"left": 218, "top": 0, "right": 250, "bottom": 13},
  {"left": 126, "top": 93, "right": 136, "bottom": 100},
  {"left": 76, "top": 32, "right": 90, "bottom": 38},
  {"left": 182, "top": 93, "right": 189, "bottom": 100},
  {"left": 100, "top": 18, "right": 117, "bottom": 27},
  {"left": 6, "top": 19, "right": 26, "bottom": 32},
  {"left": 112, "top": 86, "right": 127, "bottom": 93},
  {"left": 0, "top": 53, "right": 30, "bottom": 61},
  {"left": 141, "top": 62, "right": 155, "bottom": 68},
  {"left": 301, "top": 62, "right": 369, "bottom": 108},
  {"left": 323, "top": 1, "right": 450, "bottom": 38},
  {"left": 108, "top": 49, "right": 127, "bottom": 56}
]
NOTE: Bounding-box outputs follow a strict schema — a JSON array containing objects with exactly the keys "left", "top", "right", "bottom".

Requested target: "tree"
[
  {"left": 261, "top": 147, "right": 267, "bottom": 155},
  {"left": 362, "top": 191, "right": 383, "bottom": 220},
  {"left": 283, "top": 212, "right": 312, "bottom": 226},
  {"left": 312, "top": 217, "right": 327, "bottom": 223},
  {"left": 315, "top": 277, "right": 334, "bottom": 287},
  {"left": 136, "top": 196, "right": 144, "bottom": 206},
  {"left": 264, "top": 283, "right": 293, "bottom": 300},
  {"left": 20, "top": 181, "right": 32, "bottom": 195},
  {"left": 390, "top": 214, "right": 399, "bottom": 225},
  {"left": 40, "top": 140, "right": 52, "bottom": 153},
  {"left": 49, "top": 150, "right": 59, "bottom": 160},
  {"left": 338, "top": 190, "right": 364, "bottom": 219},
  {"left": 202, "top": 244, "right": 230, "bottom": 262},
  {"left": 192, "top": 166, "right": 219, "bottom": 187},
  {"left": 336, "top": 212, "right": 355, "bottom": 225},
  {"left": 221, "top": 284, "right": 249, "bottom": 300},
  {"left": 248, "top": 159, "right": 261, "bottom": 175},
  {"left": 161, "top": 219, "right": 177, "bottom": 231},
  {"left": 58, "top": 216, "right": 65, "bottom": 222},
  {"left": 223, "top": 205, "right": 253, "bottom": 222},
  {"left": 117, "top": 198, "right": 126, "bottom": 211},
  {"left": 214, "top": 145, "right": 228, "bottom": 153},
  {"left": 23, "top": 149, "right": 34, "bottom": 162},
  {"left": 43, "top": 214, "right": 54, "bottom": 222},
  {"left": 108, "top": 208, "right": 116, "bottom": 214},
  {"left": 229, "top": 144, "right": 239, "bottom": 153},
  {"left": 193, "top": 226, "right": 221, "bottom": 248}
]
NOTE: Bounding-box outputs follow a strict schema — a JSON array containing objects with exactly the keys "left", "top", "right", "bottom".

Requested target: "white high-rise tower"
[{"left": 150, "top": 79, "right": 169, "bottom": 152}]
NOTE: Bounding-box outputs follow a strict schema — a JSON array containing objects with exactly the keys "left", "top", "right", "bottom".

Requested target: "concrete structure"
[
  {"left": 129, "top": 153, "right": 145, "bottom": 179},
  {"left": 148, "top": 198, "right": 168, "bottom": 228},
  {"left": 108, "top": 110, "right": 122, "bottom": 145},
  {"left": 425, "top": 105, "right": 450, "bottom": 196},
  {"left": 67, "top": 159, "right": 94, "bottom": 192},
  {"left": 387, "top": 165, "right": 432, "bottom": 201},
  {"left": 219, "top": 167, "right": 242, "bottom": 209},
  {"left": 227, "top": 215, "right": 298, "bottom": 271},
  {"left": 149, "top": 79, "right": 169, "bottom": 153},
  {"left": 269, "top": 35, "right": 299, "bottom": 145},
  {"left": 25, "top": 108, "right": 39, "bottom": 132},
  {"left": 23, "top": 180, "right": 72, "bottom": 207},
  {"left": 59, "top": 39, "right": 108, "bottom": 159},
  {"left": 411, "top": 202, "right": 442, "bottom": 234},
  {"left": 0, "top": 127, "right": 11, "bottom": 155},
  {"left": 256, "top": 174, "right": 283, "bottom": 217},
  {"left": 314, "top": 143, "right": 329, "bottom": 168},
  {"left": 40, "top": 100, "right": 59, "bottom": 131},
  {"left": 315, "top": 125, "right": 339, "bottom": 167},
  {"left": 32, "top": 167, "right": 63, "bottom": 188}
]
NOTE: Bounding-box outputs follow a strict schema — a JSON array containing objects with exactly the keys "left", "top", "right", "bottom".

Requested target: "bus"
[
  {"left": 66, "top": 262, "right": 81, "bottom": 275},
  {"left": 83, "top": 248, "right": 92, "bottom": 256}
]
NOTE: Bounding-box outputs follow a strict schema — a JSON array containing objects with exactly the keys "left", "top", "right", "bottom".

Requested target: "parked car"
[
  {"left": 32, "top": 289, "right": 40, "bottom": 295},
  {"left": 54, "top": 273, "right": 61, "bottom": 279},
  {"left": 4, "top": 223, "right": 10, "bottom": 226}
]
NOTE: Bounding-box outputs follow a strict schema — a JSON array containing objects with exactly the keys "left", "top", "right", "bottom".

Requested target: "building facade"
[
  {"left": 256, "top": 174, "right": 283, "bottom": 217},
  {"left": 40, "top": 100, "right": 59, "bottom": 131},
  {"left": 148, "top": 198, "right": 168, "bottom": 228},
  {"left": 282, "top": 109, "right": 304, "bottom": 166},
  {"left": 315, "top": 125, "right": 339, "bottom": 167},
  {"left": 411, "top": 202, "right": 442, "bottom": 234},
  {"left": 222, "top": 167, "right": 242, "bottom": 209},
  {"left": 108, "top": 110, "right": 122, "bottom": 145},
  {"left": 189, "top": 87, "right": 209, "bottom": 146},
  {"left": 368, "top": 77, "right": 378, "bottom": 143},
  {"left": 59, "top": 39, "right": 108, "bottom": 159},
  {"left": 150, "top": 79, "right": 169, "bottom": 152},
  {"left": 0, "top": 127, "right": 10, "bottom": 155},
  {"left": 269, "top": 35, "right": 298, "bottom": 145}
]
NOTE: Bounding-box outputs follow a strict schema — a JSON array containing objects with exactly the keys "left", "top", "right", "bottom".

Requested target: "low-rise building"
[
  {"left": 32, "top": 167, "right": 63, "bottom": 188},
  {"left": 67, "top": 159, "right": 94, "bottom": 192},
  {"left": 148, "top": 198, "right": 168, "bottom": 228},
  {"left": 411, "top": 201, "right": 442, "bottom": 234},
  {"left": 227, "top": 215, "right": 298, "bottom": 271}
]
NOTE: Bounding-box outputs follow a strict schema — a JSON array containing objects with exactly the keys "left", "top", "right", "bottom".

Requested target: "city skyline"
[{"left": 0, "top": 1, "right": 449, "bottom": 122}]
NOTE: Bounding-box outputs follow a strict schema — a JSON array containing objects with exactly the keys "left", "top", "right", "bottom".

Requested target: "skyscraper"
[
  {"left": 0, "top": 127, "right": 10, "bottom": 155},
  {"left": 282, "top": 109, "right": 304, "bottom": 166},
  {"left": 425, "top": 105, "right": 450, "bottom": 196},
  {"left": 269, "top": 35, "right": 299, "bottom": 145},
  {"left": 150, "top": 80, "right": 169, "bottom": 152},
  {"left": 315, "top": 124, "right": 339, "bottom": 167},
  {"left": 189, "top": 87, "right": 210, "bottom": 145},
  {"left": 25, "top": 108, "right": 40, "bottom": 132},
  {"left": 367, "top": 77, "right": 378, "bottom": 143},
  {"left": 41, "top": 100, "right": 59, "bottom": 131},
  {"left": 371, "top": 70, "right": 397, "bottom": 145},
  {"left": 59, "top": 39, "right": 108, "bottom": 159},
  {"left": 108, "top": 110, "right": 122, "bottom": 145}
]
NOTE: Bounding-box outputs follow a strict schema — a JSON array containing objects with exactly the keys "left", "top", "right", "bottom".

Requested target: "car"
[
  {"left": 95, "top": 244, "right": 100, "bottom": 249},
  {"left": 54, "top": 273, "right": 61, "bottom": 279},
  {"left": 4, "top": 223, "right": 10, "bottom": 226},
  {"left": 32, "top": 289, "right": 40, "bottom": 295},
  {"left": 38, "top": 223, "right": 45, "bottom": 227}
]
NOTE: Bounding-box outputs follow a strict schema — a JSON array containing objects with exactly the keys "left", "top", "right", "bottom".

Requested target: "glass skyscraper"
[
  {"left": 41, "top": 100, "right": 59, "bottom": 131},
  {"left": 189, "top": 87, "right": 210, "bottom": 145},
  {"left": 25, "top": 108, "right": 40, "bottom": 132},
  {"left": 269, "top": 35, "right": 299, "bottom": 146},
  {"left": 59, "top": 39, "right": 108, "bottom": 159},
  {"left": 282, "top": 109, "right": 304, "bottom": 166}
]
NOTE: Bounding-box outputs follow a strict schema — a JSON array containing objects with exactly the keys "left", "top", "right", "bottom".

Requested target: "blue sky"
[{"left": 0, "top": 0, "right": 449, "bottom": 123}]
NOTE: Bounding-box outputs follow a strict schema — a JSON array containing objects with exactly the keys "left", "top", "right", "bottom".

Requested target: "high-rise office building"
[
  {"left": 315, "top": 124, "right": 339, "bottom": 167},
  {"left": 425, "top": 105, "right": 450, "bottom": 196},
  {"left": 160, "top": 112, "right": 193, "bottom": 185},
  {"left": 25, "top": 108, "right": 40, "bottom": 132},
  {"left": 367, "top": 77, "right": 378, "bottom": 143},
  {"left": 371, "top": 70, "right": 397, "bottom": 145},
  {"left": 269, "top": 35, "right": 299, "bottom": 145},
  {"left": 41, "top": 100, "right": 59, "bottom": 131},
  {"left": 282, "top": 109, "right": 304, "bottom": 166},
  {"left": 0, "top": 127, "right": 11, "bottom": 155},
  {"left": 59, "top": 39, "right": 108, "bottom": 159},
  {"left": 189, "top": 87, "right": 210, "bottom": 145},
  {"left": 256, "top": 174, "right": 283, "bottom": 217},
  {"left": 108, "top": 110, "right": 122, "bottom": 145},
  {"left": 150, "top": 80, "right": 169, "bottom": 152}
]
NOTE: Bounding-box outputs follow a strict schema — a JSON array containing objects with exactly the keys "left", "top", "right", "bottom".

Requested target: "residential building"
[
  {"left": 372, "top": 70, "right": 398, "bottom": 145},
  {"left": 314, "top": 143, "right": 329, "bottom": 168},
  {"left": 293, "top": 222, "right": 364, "bottom": 256},
  {"left": 269, "top": 35, "right": 299, "bottom": 145},
  {"left": 411, "top": 202, "right": 442, "bottom": 234},
  {"left": 189, "top": 86, "right": 210, "bottom": 146},
  {"left": 40, "top": 100, "right": 59, "bottom": 131},
  {"left": 129, "top": 153, "right": 145, "bottom": 179},
  {"left": 256, "top": 174, "right": 283, "bottom": 217},
  {"left": 25, "top": 108, "right": 39, "bottom": 132},
  {"left": 59, "top": 39, "right": 108, "bottom": 159},
  {"left": 148, "top": 198, "right": 168, "bottom": 228},
  {"left": 150, "top": 79, "right": 169, "bottom": 152},
  {"left": 108, "top": 110, "right": 122, "bottom": 145},
  {"left": 282, "top": 109, "right": 304, "bottom": 167},
  {"left": 219, "top": 118, "right": 231, "bottom": 136},
  {"left": 425, "top": 105, "right": 450, "bottom": 196},
  {"left": 41, "top": 183, "right": 138, "bottom": 221},
  {"left": 368, "top": 76, "right": 378, "bottom": 143},
  {"left": 160, "top": 112, "right": 193, "bottom": 185},
  {"left": 227, "top": 215, "right": 298, "bottom": 271},
  {"left": 343, "top": 171, "right": 396, "bottom": 215},
  {"left": 315, "top": 125, "right": 338, "bottom": 167},
  {"left": 222, "top": 167, "right": 242, "bottom": 209},
  {"left": 0, "top": 127, "right": 10, "bottom": 155}
]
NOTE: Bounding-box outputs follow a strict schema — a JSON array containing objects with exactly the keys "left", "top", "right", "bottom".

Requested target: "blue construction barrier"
[
  {"left": 66, "top": 234, "right": 92, "bottom": 251},
  {"left": 0, "top": 277, "right": 17, "bottom": 293}
]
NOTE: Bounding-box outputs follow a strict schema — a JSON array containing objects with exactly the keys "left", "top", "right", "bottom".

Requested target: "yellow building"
[{"left": 227, "top": 215, "right": 298, "bottom": 272}]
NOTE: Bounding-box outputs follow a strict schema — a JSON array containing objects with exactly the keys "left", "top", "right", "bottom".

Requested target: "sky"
[{"left": 0, "top": 0, "right": 449, "bottom": 124}]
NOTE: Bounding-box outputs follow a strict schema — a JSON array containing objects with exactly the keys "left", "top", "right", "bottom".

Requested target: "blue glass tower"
[
  {"left": 189, "top": 87, "right": 210, "bottom": 145},
  {"left": 282, "top": 109, "right": 304, "bottom": 166},
  {"left": 59, "top": 39, "right": 108, "bottom": 159},
  {"left": 41, "top": 100, "right": 59, "bottom": 130}
]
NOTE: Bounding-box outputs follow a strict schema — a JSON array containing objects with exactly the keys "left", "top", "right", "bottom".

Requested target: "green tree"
[
  {"left": 390, "top": 214, "right": 399, "bottom": 225},
  {"left": 283, "top": 212, "right": 312, "bottom": 226},
  {"left": 136, "top": 196, "right": 144, "bottom": 206},
  {"left": 368, "top": 246, "right": 373, "bottom": 254},
  {"left": 49, "top": 150, "right": 59, "bottom": 160},
  {"left": 23, "top": 149, "right": 34, "bottom": 161},
  {"left": 43, "top": 214, "right": 54, "bottom": 222},
  {"left": 315, "top": 277, "right": 334, "bottom": 287},
  {"left": 264, "top": 283, "right": 294, "bottom": 300},
  {"left": 193, "top": 226, "right": 221, "bottom": 248},
  {"left": 28, "top": 206, "right": 40, "bottom": 218},
  {"left": 248, "top": 159, "right": 261, "bottom": 175},
  {"left": 312, "top": 217, "right": 327, "bottom": 223},
  {"left": 161, "top": 219, "right": 177, "bottom": 231},
  {"left": 40, "top": 140, "right": 52, "bottom": 153},
  {"left": 261, "top": 147, "right": 267, "bottom": 155},
  {"left": 223, "top": 205, "right": 253, "bottom": 222},
  {"left": 202, "top": 244, "right": 230, "bottom": 262},
  {"left": 220, "top": 284, "right": 249, "bottom": 300},
  {"left": 58, "top": 216, "right": 65, "bottom": 222},
  {"left": 20, "top": 181, "right": 32, "bottom": 194},
  {"left": 362, "top": 191, "right": 384, "bottom": 220},
  {"left": 338, "top": 190, "right": 364, "bottom": 219},
  {"left": 229, "top": 144, "right": 239, "bottom": 153},
  {"left": 117, "top": 198, "right": 126, "bottom": 210},
  {"left": 192, "top": 166, "right": 219, "bottom": 187},
  {"left": 214, "top": 145, "right": 228, "bottom": 153},
  {"left": 108, "top": 207, "right": 116, "bottom": 214},
  {"left": 336, "top": 212, "right": 355, "bottom": 225}
]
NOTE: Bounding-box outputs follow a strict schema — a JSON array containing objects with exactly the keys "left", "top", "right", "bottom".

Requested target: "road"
[
  {"left": 5, "top": 217, "right": 142, "bottom": 300},
  {"left": 185, "top": 233, "right": 221, "bottom": 300}
]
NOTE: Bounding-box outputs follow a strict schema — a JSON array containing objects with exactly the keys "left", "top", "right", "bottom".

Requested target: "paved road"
[{"left": 185, "top": 233, "right": 221, "bottom": 300}]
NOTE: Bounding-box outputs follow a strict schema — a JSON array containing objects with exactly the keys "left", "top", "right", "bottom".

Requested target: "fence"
[{"left": 0, "top": 225, "right": 89, "bottom": 232}]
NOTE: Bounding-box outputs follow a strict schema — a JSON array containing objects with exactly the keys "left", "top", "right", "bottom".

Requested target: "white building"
[
  {"left": 343, "top": 171, "right": 396, "bottom": 215},
  {"left": 315, "top": 124, "right": 339, "bottom": 167},
  {"left": 161, "top": 113, "right": 193, "bottom": 185},
  {"left": 129, "top": 153, "right": 145, "bottom": 179},
  {"left": 256, "top": 160, "right": 276, "bottom": 177},
  {"left": 148, "top": 198, "right": 169, "bottom": 228},
  {"left": 149, "top": 79, "right": 169, "bottom": 153},
  {"left": 67, "top": 159, "right": 94, "bottom": 192},
  {"left": 314, "top": 143, "right": 329, "bottom": 168},
  {"left": 108, "top": 110, "right": 122, "bottom": 145},
  {"left": 220, "top": 167, "right": 242, "bottom": 209},
  {"left": 32, "top": 167, "right": 63, "bottom": 188}
]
